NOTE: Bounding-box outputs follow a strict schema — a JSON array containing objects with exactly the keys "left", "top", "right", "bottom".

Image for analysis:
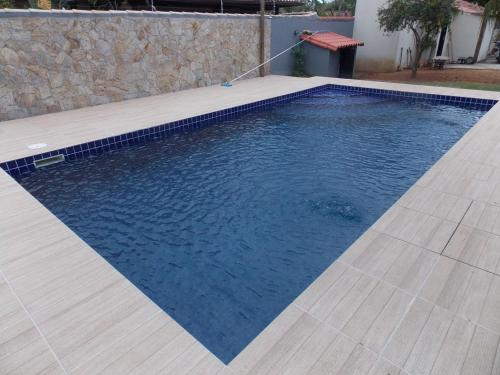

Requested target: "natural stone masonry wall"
[{"left": 0, "top": 10, "right": 271, "bottom": 121}]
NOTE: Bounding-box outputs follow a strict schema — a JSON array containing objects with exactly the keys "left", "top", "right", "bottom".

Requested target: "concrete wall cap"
[{"left": 0, "top": 8, "right": 271, "bottom": 19}]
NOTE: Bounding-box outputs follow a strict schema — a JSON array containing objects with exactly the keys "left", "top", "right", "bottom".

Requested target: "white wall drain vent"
[{"left": 28, "top": 143, "right": 48, "bottom": 150}]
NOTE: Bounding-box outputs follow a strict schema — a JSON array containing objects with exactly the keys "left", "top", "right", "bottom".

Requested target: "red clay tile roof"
[
  {"left": 300, "top": 32, "right": 364, "bottom": 52},
  {"left": 456, "top": 0, "right": 484, "bottom": 15}
]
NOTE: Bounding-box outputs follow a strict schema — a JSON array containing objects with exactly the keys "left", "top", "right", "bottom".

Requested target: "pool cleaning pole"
[{"left": 224, "top": 31, "right": 318, "bottom": 86}]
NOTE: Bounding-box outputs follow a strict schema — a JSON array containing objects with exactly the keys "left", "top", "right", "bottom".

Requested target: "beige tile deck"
[{"left": 1, "top": 75, "right": 500, "bottom": 374}]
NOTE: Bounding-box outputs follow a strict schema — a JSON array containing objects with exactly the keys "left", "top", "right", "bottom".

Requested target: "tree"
[
  {"left": 321, "top": 0, "right": 356, "bottom": 15},
  {"left": 378, "top": 0, "right": 457, "bottom": 78},
  {"left": 284, "top": 0, "right": 356, "bottom": 16},
  {"left": 291, "top": 44, "right": 307, "bottom": 76},
  {"left": 472, "top": 0, "right": 500, "bottom": 63}
]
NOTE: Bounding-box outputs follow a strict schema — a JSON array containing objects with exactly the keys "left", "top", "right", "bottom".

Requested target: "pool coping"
[{"left": 2, "top": 75, "right": 500, "bottom": 374}]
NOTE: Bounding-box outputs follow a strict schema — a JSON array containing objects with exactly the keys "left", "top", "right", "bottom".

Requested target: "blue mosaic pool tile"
[
  {"left": 328, "top": 84, "right": 496, "bottom": 111},
  {"left": 1, "top": 84, "right": 497, "bottom": 177}
]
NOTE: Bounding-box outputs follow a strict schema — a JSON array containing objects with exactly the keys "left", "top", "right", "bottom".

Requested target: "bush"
[{"left": 291, "top": 44, "right": 307, "bottom": 77}]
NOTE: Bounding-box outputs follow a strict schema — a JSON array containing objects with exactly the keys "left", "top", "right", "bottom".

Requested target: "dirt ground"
[{"left": 356, "top": 68, "right": 500, "bottom": 85}]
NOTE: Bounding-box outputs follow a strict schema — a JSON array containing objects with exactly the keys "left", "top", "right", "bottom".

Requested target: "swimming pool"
[{"left": 15, "top": 88, "right": 487, "bottom": 364}]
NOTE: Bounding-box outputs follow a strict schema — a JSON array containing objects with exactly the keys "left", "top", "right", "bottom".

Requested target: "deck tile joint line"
[
  {"left": 465, "top": 222, "right": 500, "bottom": 242},
  {"left": 368, "top": 224, "right": 500, "bottom": 282},
  {"left": 457, "top": 324, "right": 478, "bottom": 375},
  {"left": 291, "top": 302, "right": 413, "bottom": 375},
  {"left": 156, "top": 339, "right": 200, "bottom": 373},
  {"left": 339, "top": 255, "right": 500, "bottom": 337},
  {"left": 0, "top": 269, "right": 69, "bottom": 374},
  {"left": 373, "top": 247, "right": 442, "bottom": 371},
  {"left": 427, "top": 307, "right": 461, "bottom": 375},
  {"left": 300, "top": 261, "right": 350, "bottom": 312},
  {"left": 69, "top": 309, "right": 164, "bottom": 374},
  {"left": 304, "top": 263, "right": 363, "bottom": 324},
  {"left": 490, "top": 330, "right": 500, "bottom": 375},
  {"left": 338, "top": 254, "right": 500, "bottom": 367},
  {"left": 337, "top": 259, "right": 414, "bottom": 299},
  {"left": 138, "top": 328, "right": 203, "bottom": 373},
  {"left": 440, "top": 200, "right": 473, "bottom": 255},
  {"left": 238, "top": 307, "right": 321, "bottom": 374},
  {"left": 440, "top": 253, "right": 500, "bottom": 277},
  {"left": 294, "top": 280, "right": 500, "bottom": 375}
]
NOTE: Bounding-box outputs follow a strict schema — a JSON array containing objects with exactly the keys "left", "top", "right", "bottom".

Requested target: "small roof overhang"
[
  {"left": 300, "top": 32, "right": 364, "bottom": 52},
  {"left": 456, "top": 0, "right": 484, "bottom": 15}
]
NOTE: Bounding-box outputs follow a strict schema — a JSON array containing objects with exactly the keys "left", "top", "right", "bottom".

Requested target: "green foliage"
[
  {"left": 472, "top": 0, "right": 500, "bottom": 61},
  {"left": 86, "top": 0, "right": 116, "bottom": 9},
  {"left": 291, "top": 44, "right": 307, "bottom": 77},
  {"left": 0, "top": 0, "right": 13, "bottom": 7},
  {"left": 283, "top": 0, "right": 356, "bottom": 16},
  {"left": 378, "top": 0, "right": 457, "bottom": 77},
  {"left": 476, "top": 0, "right": 491, "bottom": 6},
  {"left": 482, "top": 0, "right": 500, "bottom": 20},
  {"left": 378, "top": 0, "right": 456, "bottom": 45},
  {"left": 319, "top": 0, "right": 356, "bottom": 15}
]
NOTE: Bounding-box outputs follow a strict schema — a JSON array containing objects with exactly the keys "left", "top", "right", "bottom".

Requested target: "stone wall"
[{"left": 0, "top": 10, "right": 271, "bottom": 121}]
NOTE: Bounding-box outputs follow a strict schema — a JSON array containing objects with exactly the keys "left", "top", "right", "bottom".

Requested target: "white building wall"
[
  {"left": 479, "top": 19, "right": 496, "bottom": 60},
  {"left": 353, "top": 1, "right": 496, "bottom": 72},
  {"left": 353, "top": 0, "right": 400, "bottom": 72},
  {"left": 445, "top": 13, "right": 495, "bottom": 61},
  {"left": 395, "top": 30, "right": 415, "bottom": 69}
]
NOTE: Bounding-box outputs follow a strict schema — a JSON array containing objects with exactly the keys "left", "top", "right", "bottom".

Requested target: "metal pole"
[
  {"left": 229, "top": 31, "right": 318, "bottom": 85},
  {"left": 259, "top": 0, "right": 265, "bottom": 77}
]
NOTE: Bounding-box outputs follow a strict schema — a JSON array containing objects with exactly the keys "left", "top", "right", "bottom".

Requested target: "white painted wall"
[
  {"left": 447, "top": 12, "right": 495, "bottom": 61},
  {"left": 395, "top": 30, "right": 415, "bottom": 69},
  {"left": 353, "top": 0, "right": 399, "bottom": 72},
  {"left": 354, "top": 0, "right": 497, "bottom": 72}
]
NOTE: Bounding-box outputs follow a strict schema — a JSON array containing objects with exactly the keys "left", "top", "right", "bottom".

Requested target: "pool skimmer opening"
[{"left": 34, "top": 154, "right": 65, "bottom": 169}]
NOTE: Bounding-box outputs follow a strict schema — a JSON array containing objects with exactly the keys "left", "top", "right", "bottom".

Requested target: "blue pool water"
[{"left": 17, "top": 90, "right": 485, "bottom": 363}]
